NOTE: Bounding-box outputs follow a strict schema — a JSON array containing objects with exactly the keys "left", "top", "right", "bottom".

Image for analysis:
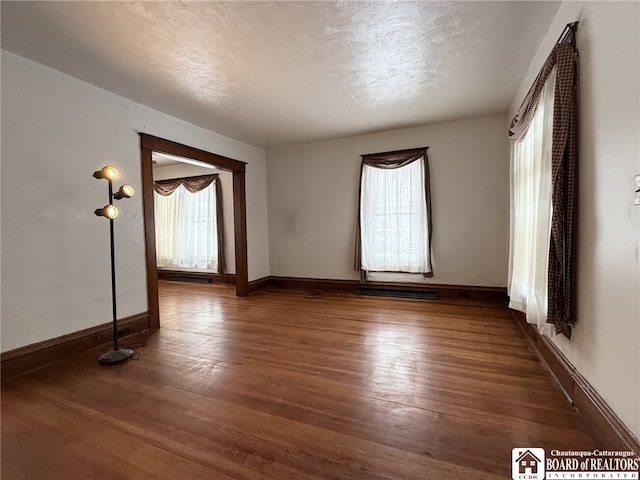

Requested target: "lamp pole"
[
  {"left": 108, "top": 178, "right": 120, "bottom": 355},
  {"left": 93, "top": 165, "right": 134, "bottom": 365}
]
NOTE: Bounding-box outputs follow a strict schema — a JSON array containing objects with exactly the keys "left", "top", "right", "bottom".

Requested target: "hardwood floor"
[{"left": 2, "top": 281, "right": 598, "bottom": 479}]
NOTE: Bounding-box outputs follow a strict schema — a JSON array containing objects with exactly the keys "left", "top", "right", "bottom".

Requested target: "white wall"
[
  {"left": 511, "top": 1, "right": 640, "bottom": 439},
  {"left": 267, "top": 114, "right": 510, "bottom": 287},
  {"left": 152, "top": 163, "right": 236, "bottom": 274},
  {"left": 1, "top": 50, "right": 270, "bottom": 353}
]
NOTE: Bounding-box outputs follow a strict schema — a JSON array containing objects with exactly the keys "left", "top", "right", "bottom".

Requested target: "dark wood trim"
[
  {"left": 248, "top": 276, "right": 508, "bottom": 303},
  {"left": 158, "top": 270, "right": 236, "bottom": 284},
  {"left": 140, "top": 133, "right": 246, "bottom": 173},
  {"left": 511, "top": 309, "right": 640, "bottom": 455},
  {"left": 1, "top": 313, "right": 150, "bottom": 380},
  {"left": 247, "top": 276, "right": 274, "bottom": 293},
  {"left": 269, "top": 276, "right": 357, "bottom": 293},
  {"left": 139, "top": 133, "right": 250, "bottom": 304},
  {"left": 366, "top": 281, "right": 507, "bottom": 302},
  {"left": 141, "top": 145, "right": 160, "bottom": 329},
  {"left": 511, "top": 309, "right": 574, "bottom": 397},
  {"left": 233, "top": 171, "right": 249, "bottom": 297}
]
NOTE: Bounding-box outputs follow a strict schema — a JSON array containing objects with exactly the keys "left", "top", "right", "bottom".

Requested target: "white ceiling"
[{"left": 1, "top": 1, "right": 560, "bottom": 148}]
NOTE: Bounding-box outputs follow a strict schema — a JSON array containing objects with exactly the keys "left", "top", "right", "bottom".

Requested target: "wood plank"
[
  {"left": 2, "top": 389, "right": 231, "bottom": 480},
  {"left": 2, "top": 281, "right": 600, "bottom": 479}
]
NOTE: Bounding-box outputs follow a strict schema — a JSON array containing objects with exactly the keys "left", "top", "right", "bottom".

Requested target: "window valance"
[
  {"left": 361, "top": 147, "right": 428, "bottom": 169},
  {"left": 154, "top": 174, "right": 217, "bottom": 196},
  {"left": 509, "top": 29, "right": 578, "bottom": 142}
]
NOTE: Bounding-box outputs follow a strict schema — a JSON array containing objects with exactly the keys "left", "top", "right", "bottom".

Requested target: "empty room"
[{"left": 1, "top": 1, "right": 639, "bottom": 479}]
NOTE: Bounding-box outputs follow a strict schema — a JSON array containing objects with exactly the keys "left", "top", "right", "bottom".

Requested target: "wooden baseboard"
[
  {"left": 1, "top": 312, "right": 150, "bottom": 381},
  {"left": 510, "top": 309, "right": 640, "bottom": 455},
  {"left": 253, "top": 276, "right": 507, "bottom": 303},
  {"left": 247, "top": 276, "right": 273, "bottom": 293},
  {"left": 158, "top": 270, "right": 236, "bottom": 284},
  {"left": 269, "top": 276, "right": 356, "bottom": 293}
]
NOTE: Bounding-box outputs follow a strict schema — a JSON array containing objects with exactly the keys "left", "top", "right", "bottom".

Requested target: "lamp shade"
[
  {"left": 114, "top": 184, "right": 134, "bottom": 200},
  {"left": 93, "top": 165, "right": 118, "bottom": 181},
  {"left": 94, "top": 204, "right": 119, "bottom": 219}
]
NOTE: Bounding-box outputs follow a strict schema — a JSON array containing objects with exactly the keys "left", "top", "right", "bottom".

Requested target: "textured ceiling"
[{"left": 1, "top": 1, "right": 560, "bottom": 148}]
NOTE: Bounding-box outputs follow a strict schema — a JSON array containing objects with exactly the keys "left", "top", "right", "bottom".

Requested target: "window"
[
  {"left": 154, "top": 175, "right": 225, "bottom": 273},
  {"left": 508, "top": 24, "right": 578, "bottom": 337},
  {"left": 509, "top": 67, "right": 556, "bottom": 335},
  {"left": 509, "top": 22, "right": 578, "bottom": 338},
  {"left": 355, "top": 148, "right": 432, "bottom": 278}
]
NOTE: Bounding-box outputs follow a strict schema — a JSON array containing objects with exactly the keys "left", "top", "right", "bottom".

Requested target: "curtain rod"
[
  {"left": 557, "top": 21, "right": 578, "bottom": 45},
  {"left": 361, "top": 146, "right": 429, "bottom": 158}
]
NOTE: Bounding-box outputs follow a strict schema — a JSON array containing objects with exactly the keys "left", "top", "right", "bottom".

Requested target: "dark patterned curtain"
[
  {"left": 509, "top": 24, "right": 578, "bottom": 337},
  {"left": 154, "top": 174, "right": 225, "bottom": 275}
]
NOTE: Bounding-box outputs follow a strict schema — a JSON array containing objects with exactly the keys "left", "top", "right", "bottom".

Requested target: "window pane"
[
  {"left": 154, "top": 181, "right": 218, "bottom": 270},
  {"left": 360, "top": 159, "right": 430, "bottom": 273}
]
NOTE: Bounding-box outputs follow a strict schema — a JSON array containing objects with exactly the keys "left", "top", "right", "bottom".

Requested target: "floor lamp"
[{"left": 93, "top": 165, "right": 135, "bottom": 365}]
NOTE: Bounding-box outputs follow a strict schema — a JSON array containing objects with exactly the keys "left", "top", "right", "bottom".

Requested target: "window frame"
[{"left": 354, "top": 147, "right": 432, "bottom": 281}]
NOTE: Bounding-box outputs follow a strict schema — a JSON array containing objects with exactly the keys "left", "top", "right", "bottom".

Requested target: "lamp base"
[{"left": 99, "top": 348, "right": 134, "bottom": 365}]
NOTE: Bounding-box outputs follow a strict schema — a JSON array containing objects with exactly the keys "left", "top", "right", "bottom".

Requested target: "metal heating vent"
[{"left": 166, "top": 274, "right": 211, "bottom": 284}]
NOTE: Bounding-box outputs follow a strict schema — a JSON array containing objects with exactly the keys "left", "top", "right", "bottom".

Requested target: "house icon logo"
[{"left": 512, "top": 448, "right": 545, "bottom": 480}]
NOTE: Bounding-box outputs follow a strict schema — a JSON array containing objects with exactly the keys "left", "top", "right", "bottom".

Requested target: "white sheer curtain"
[
  {"left": 360, "top": 158, "right": 430, "bottom": 273},
  {"left": 509, "top": 67, "right": 556, "bottom": 335},
  {"left": 154, "top": 181, "right": 218, "bottom": 270}
]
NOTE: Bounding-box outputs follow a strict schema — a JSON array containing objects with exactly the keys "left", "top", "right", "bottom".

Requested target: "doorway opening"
[{"left": 140, "top": 133, "right": 248, "bottom": 330}]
